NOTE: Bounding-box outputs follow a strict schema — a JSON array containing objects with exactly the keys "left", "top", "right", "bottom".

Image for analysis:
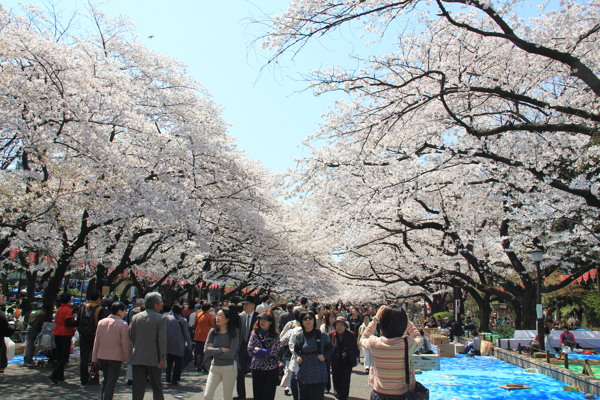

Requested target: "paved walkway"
[{"left": 0, "top": 356, "right": 373, "bottom": 400}]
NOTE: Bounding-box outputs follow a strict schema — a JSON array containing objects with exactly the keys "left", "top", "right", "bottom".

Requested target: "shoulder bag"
[{"left": 404, "top": 337, "right": 429, "bottom": 400}]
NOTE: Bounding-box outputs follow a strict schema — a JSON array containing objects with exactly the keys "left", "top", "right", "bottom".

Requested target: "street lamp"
[{"left": 530, "top": 248, "right": 545, "bottom": 351}]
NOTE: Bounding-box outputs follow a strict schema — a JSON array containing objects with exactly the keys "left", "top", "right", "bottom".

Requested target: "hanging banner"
[
  {"left": 28, "top": 252, "right": 37, "bottom": 266},
  {"left": 45, "top": 255, "right": 54, "bottom": 267},
  {"left": 9, "top": 248, "right": 18, "bottom": 260}
]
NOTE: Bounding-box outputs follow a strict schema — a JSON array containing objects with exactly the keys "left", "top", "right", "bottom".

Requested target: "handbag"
[
  {"left": 88, "top": 362, "right": 100, "bottom": 385},
  {"left": 404, "top": 337, "right": 429, "bottom": 400},
  {"left": 201, "top": 353, "right": 213, "bottom": 371}
]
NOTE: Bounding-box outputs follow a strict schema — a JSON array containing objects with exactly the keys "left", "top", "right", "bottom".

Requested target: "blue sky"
[{"left": 3, "top": 0, "right": 359, "bottom": 173}]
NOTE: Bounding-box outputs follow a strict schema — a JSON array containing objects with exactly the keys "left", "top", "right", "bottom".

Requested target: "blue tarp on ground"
[{"left": 419, "top": 355, "right": 585, "bottom": 400}]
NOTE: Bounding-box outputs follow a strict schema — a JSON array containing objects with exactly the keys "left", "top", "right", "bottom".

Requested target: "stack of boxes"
[
  {"left": 453, "top": 343, "right": 466, "bottom": 354},
  {"left": 431, "top": 335, "right": 456, "bottom": 357}
]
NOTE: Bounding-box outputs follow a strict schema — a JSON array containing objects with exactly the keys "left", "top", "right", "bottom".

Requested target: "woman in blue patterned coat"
[
  {"left": 291, "top": 310, "right": 334, "bottom": 400},
  {"left": 248, "top": 310, "right": 281, "bottom": 400}
]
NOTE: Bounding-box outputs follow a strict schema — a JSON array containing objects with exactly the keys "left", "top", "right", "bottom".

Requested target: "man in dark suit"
[
  {"left": 234, "top": 295, "right": 257, "bottom": 400},
  {"left": 278, "top": 302, "right": 295, "bottom": 332},
  {"left": 130, "top": 292, "right": 166, "bottom": 400}
]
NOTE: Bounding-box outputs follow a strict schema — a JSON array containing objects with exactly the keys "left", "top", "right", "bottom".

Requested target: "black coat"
[
  {"left": 0, "top": 310, "right": 15, "bottom": 338},
  {"left": 278, "top": 311, "right": 295, "bottom": 332},
  {"left": 328, "top": 330, "right": 359, "bottom": 368}
]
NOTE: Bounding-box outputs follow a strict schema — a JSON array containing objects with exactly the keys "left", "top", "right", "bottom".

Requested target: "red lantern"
[
  {"left": 28, "top": 252, "right": 37, "bottom": 266},
  {"left": 9, "top": 248, "right": 18, "bottom": 260}
]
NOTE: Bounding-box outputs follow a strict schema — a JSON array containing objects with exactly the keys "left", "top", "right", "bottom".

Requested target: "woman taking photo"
[
  {"left": 361, "top": 305, "right": 425, "bottom": 400},
  {"left": 248, "top": 311, "right": 281, "bottom": 400},
  {"left": 329, "top": 317, "right": 359, "bottom": 400},
  {"left": 292, "top": 310, "right": 333, "bottom": 400},
  {"left": 203, "top": 308, "right": 240, "bottom": 400}
]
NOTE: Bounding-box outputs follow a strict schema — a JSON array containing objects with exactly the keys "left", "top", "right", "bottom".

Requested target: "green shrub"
[
  {"left": 496, "top": 325, "right": 516, "bottom": 339},
  {"left": 433, "top": 311, "right": 453, "bottom": 320}
]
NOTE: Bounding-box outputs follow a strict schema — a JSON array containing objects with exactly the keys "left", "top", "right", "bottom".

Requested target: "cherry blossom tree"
[
  {"left": 264, "top": 0, "right": 599, "bottom": 326},
  {"left": 0, "top": 4, "right": 291, "bottom": 308}
]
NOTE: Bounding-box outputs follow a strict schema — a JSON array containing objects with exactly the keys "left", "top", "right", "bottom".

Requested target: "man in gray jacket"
[{"left": 130, "top": 292, "right": 166, "bottom": 400}]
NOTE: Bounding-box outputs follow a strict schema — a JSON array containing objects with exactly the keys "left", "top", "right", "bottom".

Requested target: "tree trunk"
[
  {"left": 42, "top": 255, "right": 72, "bottom": 313},
  {"left": 517, "top": 285, "right": 537, "bottom": 330},
  {"left": 430, "top": 293, "right": 447, "bottom": 315},
  {"left": 25, "top": 270, "right": 37, "bottom": 303},
  {"left": 472, "top": 292, "right": 492, "bottom": 332}
]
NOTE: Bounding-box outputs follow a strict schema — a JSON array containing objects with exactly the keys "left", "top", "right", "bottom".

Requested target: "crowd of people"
[{"left": 1, "top": 290, "right": 435, "bottom": 400}]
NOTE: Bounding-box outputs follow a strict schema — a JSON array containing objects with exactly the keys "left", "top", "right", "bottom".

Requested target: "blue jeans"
[{"left": 24, "top": 327, "right": 40, "bottom": 364}]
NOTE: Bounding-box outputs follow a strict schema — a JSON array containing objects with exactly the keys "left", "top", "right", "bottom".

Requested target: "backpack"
[
  {"left": 296, "top": 330, "right": 322, "bottom": 355},
  {"left": 78, "top": 305, "right": 100, "bottom": 336}
]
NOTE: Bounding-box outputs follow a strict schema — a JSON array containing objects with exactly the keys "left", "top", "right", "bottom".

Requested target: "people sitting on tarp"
[
  {"left": 530, "top": 327, "right": 557, "bottom": 356},
  {"left": 462, "top": 330, "right": 481, "bottom": 357},
  {"left": 415, "top": 330, "right": 434, "bottom": 355},
  {"left": 560, "top": 325, "right": 578, "bottom": 350}
]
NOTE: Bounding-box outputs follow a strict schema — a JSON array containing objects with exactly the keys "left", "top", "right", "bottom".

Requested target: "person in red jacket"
[
  {"left": 49, "top": 293, "right": 77, "bottom": 384},
  {"left": 193, "top": 302, "right": 215, "bottom": 372}
]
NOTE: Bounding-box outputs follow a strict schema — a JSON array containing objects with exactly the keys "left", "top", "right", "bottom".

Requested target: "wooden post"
[
  {"left": 518, "top": 344, "right": 522, "bottom": 354},
  {"left": 564, "top": 353, "right": 569, "bottom": 369},
  {"left": 546, "top": 350, "right": 550, "bottom": 363},
  {"left": 583, "top": 359, "right": 595, "bottom": 378},
  {"left": 498, "top": 338, "right": 501, "bottom": 348},
  {"left": 507, "top": 339, "right": 511, "bottom": 350}
]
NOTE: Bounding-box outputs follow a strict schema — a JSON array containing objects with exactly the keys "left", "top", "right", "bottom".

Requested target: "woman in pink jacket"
[{"left": 92, "top": 302, "right": 130, "bottom": 400}]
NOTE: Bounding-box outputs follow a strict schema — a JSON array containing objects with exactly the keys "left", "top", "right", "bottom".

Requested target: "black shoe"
[
  {"left": 49, "top": 375, "right": 59, "bottom": 384},
  {"left": 127, "top": 379, "right": 133, "bottom": 385},
  {"left": 171, "top": 381, "right": 179, "bottom": 385},
  {"left": 166, "top": 378, "right": 172, "bottom": 383}
]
